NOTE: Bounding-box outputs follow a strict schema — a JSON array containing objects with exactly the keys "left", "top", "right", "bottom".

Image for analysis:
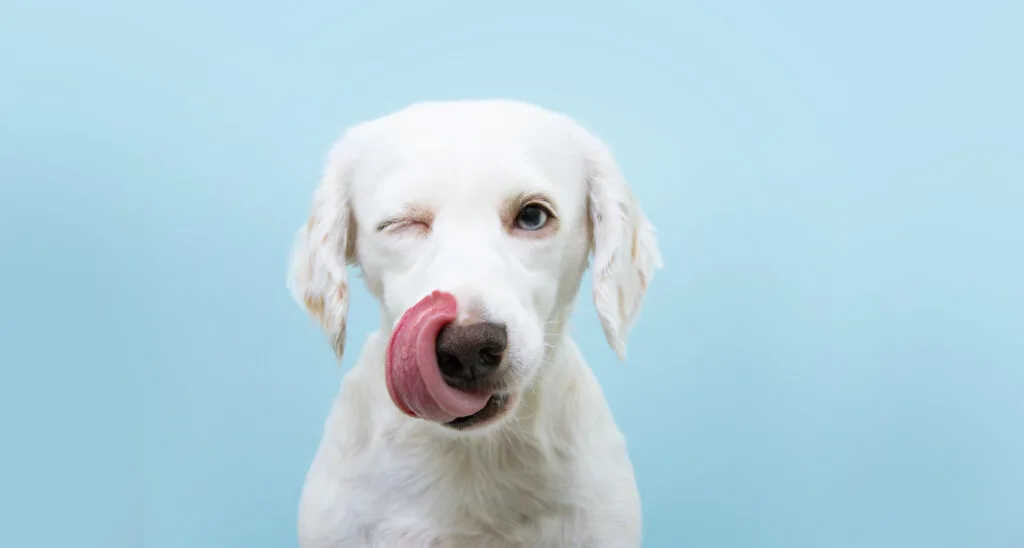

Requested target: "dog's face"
[
  {"left": 289, "top": 100, "right": 661, "bottom": 430},
  {"left": 354, "top": 141, "right": 589, "bottom": 397}
]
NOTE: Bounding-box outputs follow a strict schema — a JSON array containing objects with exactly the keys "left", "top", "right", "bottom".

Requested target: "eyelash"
[{"left": 377, "top": 218, "right": 430, "bottom": 233}]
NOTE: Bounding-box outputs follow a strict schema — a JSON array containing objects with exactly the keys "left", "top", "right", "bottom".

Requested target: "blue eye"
[{"left": 515, "top": 204, "right": 549, "bottom": 231}]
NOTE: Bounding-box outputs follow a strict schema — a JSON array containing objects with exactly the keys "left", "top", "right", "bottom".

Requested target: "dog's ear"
[
  {"left": 582, "top": 132, "right": 662, "bottom": 361},
  {"left": 287, "top": 132, "right": 360, "bottom": 362}
]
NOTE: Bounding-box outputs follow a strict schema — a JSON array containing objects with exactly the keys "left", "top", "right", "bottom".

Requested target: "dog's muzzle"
[{"left": 385, "top": 290, "right": 507, "bottom": 424}]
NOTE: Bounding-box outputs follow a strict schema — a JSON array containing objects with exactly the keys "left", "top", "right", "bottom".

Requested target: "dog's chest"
[{"left": 351, "top": 439, "right": 588, "bottom": 546}]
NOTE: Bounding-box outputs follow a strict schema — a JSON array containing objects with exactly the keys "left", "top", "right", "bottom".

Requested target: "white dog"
[{"left": 287, "top": 99, "right": 661, "bottom": 547}]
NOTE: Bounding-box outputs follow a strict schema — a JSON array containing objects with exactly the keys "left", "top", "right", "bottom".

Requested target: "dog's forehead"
[{"left": 349, "top": 102, "right": 588, "bottom": 209}]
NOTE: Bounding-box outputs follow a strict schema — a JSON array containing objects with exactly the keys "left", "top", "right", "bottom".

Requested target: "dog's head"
[{"left": 288, "top": 100, "right": 661, "bottom": 430}]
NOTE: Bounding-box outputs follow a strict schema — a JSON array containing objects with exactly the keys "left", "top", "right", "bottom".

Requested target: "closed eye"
[
  {"left": 376, "top": 218, "right": 430, "bottom": 234},
  {"left": 376, "top": 208, "right": 434, "bottom": 234}
]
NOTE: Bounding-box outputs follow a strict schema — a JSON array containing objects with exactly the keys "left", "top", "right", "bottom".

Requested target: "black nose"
[{"left": 435, "top": 322, "right": 507, "bottom": 384}]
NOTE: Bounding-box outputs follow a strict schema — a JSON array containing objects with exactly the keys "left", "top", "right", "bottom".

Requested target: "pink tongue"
[{"left": 385, "top": 291, "right": 491, "bottom": 423}]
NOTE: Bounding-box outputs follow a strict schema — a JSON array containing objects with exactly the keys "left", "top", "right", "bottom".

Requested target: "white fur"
[{"left": 287, "top": 99, "right": 662, "bottom": 547}]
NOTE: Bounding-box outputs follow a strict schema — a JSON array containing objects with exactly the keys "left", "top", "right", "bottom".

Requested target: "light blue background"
[{"left": 1, "top": 1, "right": 1021, "bottom": 547}]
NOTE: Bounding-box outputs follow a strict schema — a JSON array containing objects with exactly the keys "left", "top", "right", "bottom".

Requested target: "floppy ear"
[
  {"left": 287, "top": 133, "right": 360, "bottom": 362},
  {"left": 583, "top": 134, "right": 663, "bottom": 361}
]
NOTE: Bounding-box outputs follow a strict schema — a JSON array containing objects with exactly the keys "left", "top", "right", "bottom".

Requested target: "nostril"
[
  {"left": 437, "top": 350, "right": 461, "bottom": 374},
  {"left": 478, "top": 345, "right": 502, "bottom": 366}
]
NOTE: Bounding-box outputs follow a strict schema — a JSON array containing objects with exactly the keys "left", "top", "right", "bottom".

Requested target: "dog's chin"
[
  {"left": 443, "top": 392, "right": 516, "bottom": 431},
  {"left": 437, "top": 358, "right": 538, "bottom": 432}
]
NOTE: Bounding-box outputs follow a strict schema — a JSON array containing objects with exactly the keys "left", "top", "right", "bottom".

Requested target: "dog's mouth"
[
  {"left": 444, "top": 392, "right": 513, "bottom": 430},
  {"left": 386, "top": 291, "right": 507, "bottom": 424}
]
